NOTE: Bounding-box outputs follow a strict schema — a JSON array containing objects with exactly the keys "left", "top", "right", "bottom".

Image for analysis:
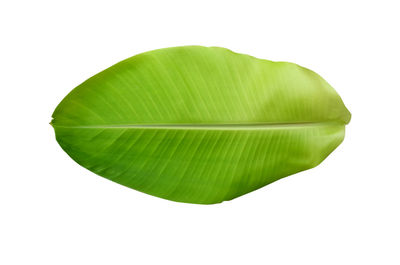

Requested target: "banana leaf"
[{"left": 51, "top": 46, "right": 351, "bottom": 204}]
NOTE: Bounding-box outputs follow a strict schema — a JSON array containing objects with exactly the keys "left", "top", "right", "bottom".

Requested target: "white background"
[{"left": 1, "top": 1, "right": 399, "bottom": 264}]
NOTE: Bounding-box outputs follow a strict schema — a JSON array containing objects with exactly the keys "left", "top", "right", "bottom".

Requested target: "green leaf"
[{"left": 51, "top": 46, "right": 351, "bottom": 204}]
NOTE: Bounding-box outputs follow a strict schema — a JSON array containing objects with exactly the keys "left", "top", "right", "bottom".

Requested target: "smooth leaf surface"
[{"left": 51, "top": 46, "right": 351, "bottom": 204}]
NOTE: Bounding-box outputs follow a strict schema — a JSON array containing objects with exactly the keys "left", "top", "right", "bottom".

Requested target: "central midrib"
[{"left": 51, "top": 121, "right": 344, "bottom": 130}]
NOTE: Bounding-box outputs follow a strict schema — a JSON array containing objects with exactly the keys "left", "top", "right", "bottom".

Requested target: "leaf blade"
[{"left": 52, "top": 46, "right": 350, "bottom": 204}]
